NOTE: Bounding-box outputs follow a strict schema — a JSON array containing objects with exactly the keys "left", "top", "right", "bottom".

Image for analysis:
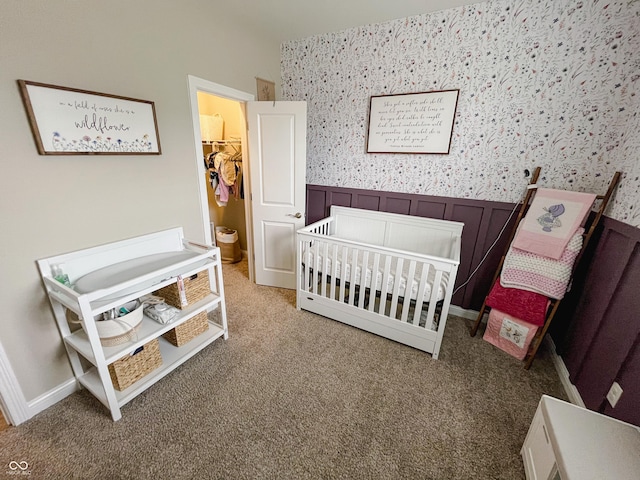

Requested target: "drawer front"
[{"left": 522, "top": 408, "right": 557, "bottom": 480}]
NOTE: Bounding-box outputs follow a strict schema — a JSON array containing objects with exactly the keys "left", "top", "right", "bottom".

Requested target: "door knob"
[{"left": 287, "top": 212, "right": 303, "bottom": 219}]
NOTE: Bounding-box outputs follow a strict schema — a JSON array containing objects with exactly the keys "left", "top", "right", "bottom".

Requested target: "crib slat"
[
  {"left": 311, "top": 241, "right": 320, "bottom": 295},
  {"left": 320, "top": 241, "right": 329, "bottom": 298},
  {"left": 378, "top": 255, "right": 392, "bottom": 315},
  {"left": 358, "top": 250, "right": 369, "bottom": 309},
  {"left": 425, "top": 269, "right": 443, "bottom": 331},
  {"left": 412, "top": 263, "right": 430, "bottom": 325},
  {"left": 338, "top": 245, "right": 348, "bottom": 303},
  {"left": 400, "top": 260, "right": 417, "bottom": 323},
  {"left": 302, "top": 240, "right": 310, "bottom": 293},
  {"left": 348, "top": 248, "right": 359, "bottom": 305},
  {"left": 329, "top": 243, "right": 338, "bottom": 300},
  {"left": 389, "top": 258, "right": 404, "bottom": 318},
  {"left": 368, "top": 252, "right": 381, "bottom": 312}
]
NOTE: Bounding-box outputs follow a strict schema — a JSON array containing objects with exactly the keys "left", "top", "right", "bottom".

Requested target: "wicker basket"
[
  {"left": 216, "top": 228, "right": 242, "bottom": 264},
  {"left": 153, "top": 270, "right": 210, "bottom": 310},
  {"left": 163, "top": 311, "right": 209, "bottom": 347},
  {"left": 108, "top": 339, "right": 162, "bottom": 391}
]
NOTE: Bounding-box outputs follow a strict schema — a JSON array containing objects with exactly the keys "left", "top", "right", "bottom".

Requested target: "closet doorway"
[
  {"left": 187, "top": 76, "right": 255, "bottom": 282},
  {"left": 188, "top": 75, "right": 307, "bottom": 289},
  {"left": 199, "top": 93, "right": 247, "bottom": 263}
]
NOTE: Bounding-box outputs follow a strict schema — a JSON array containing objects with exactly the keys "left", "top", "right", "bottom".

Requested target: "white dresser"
[{"left": 521, "top": 395, "right": 640, "bottom": 480}]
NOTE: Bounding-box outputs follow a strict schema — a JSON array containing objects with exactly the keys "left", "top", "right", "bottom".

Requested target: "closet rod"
[{"left": 203, "top": 140, "right": 241, "bottom": 145}]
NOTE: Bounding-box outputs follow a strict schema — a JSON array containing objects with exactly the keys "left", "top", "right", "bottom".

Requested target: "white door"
[{"left": 247, "top": 101, "right": 307, "bottom": 289}]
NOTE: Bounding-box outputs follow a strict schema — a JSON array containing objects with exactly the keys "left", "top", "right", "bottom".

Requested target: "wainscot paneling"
[
  {"left": 561, "top": 217, "right": 640, "bottom": 425},
  {"left": 602, "top": 337, "right": 640, "bottom": 425},
  {"left": 306, "top": 185, "right": 640, "bottom": 426}
]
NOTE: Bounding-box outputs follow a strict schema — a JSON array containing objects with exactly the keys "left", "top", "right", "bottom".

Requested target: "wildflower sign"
[{"left": 18, "top": 80, "right": 161, "bottom": 155}]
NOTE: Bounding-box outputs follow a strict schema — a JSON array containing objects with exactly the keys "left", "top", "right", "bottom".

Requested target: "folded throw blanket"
[
  {"left": 501, "top": 228, "right": 583, "bottom": 300},
  {"left": 485, "top": 280, "right": 549, "bottom": 326},
  {"left": 483, "top": 308, "right": 539, "bottom": 360},
  {"left": 512, "top": 188, "right": 595, "bottom": 260}
]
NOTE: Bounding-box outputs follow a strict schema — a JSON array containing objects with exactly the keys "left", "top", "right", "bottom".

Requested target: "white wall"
[
  {"left": 282, "top": 0, "right": 640, "bottom": 227},
  {"left": 0, "top": 0, "right": 280, "bottom": 404}
]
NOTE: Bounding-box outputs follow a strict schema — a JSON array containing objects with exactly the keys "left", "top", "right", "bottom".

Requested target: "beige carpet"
[{"left": 0, "top": 258, "right": 567, "bottom": 479}]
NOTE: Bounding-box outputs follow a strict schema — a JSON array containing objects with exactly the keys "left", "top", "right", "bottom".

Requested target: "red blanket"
[{"left": 485, "top": 280, "right": 548, "bottom": 326}]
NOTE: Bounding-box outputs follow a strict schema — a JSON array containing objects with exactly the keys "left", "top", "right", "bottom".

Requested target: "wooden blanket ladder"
[{"left": 470, "top": 167, "right": 621, "bottom": 369}]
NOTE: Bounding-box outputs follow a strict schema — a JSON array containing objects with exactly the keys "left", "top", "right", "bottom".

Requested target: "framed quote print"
[{"left": 366, "top": 89, "right": 459, "bottom": 154}]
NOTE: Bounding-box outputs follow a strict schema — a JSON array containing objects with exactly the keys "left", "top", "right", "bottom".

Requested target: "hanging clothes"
[
  {"left": 215, "top": 152, "right": 237, "bottom": 187},
  {"left": 206, "top": 152, "right": 219, "bottom": 192},
  {"left": 206, "top": 147, "right": 243, "bottom": 205},
  {"left": 234, "top": 162, "right": 243, "bottom": 200}
]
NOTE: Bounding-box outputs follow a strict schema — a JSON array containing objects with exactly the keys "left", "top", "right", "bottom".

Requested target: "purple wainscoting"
[
  {"left": 602, "top": 337, "right": 640, "bottom": 425},
  {"left": 561, "top": 217, "right": 640, "bottom": 425},
  {"left": 306, "top": 184, "right": 640, "bottom": 426}
]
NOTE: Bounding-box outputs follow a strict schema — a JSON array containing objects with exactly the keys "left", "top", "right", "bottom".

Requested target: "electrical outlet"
[{"left": 606, "top": 381, "right": 623, "bottom": 408}]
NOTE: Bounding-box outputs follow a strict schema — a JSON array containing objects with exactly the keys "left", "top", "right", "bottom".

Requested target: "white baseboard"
[
  {"left": 451, "top": 305, "right": 584, "bottom": 407},
  {"left": 1, "top": 339, "right": 79, "bottom": 425},
  {"left": 27, "top": 378, "right": 79, "bottom": 421},
  {"left": 544, "top": 336, "right": 585, "bottom": 407},
  {"left": 449, "top": 305, "right": 479, "bottom": 320}
]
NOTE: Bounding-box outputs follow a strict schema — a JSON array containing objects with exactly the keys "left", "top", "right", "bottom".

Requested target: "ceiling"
[{"left": 218, "top": 0, "right": 486, "bottom": 43}]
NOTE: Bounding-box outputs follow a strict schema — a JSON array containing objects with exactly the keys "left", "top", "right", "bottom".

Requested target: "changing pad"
[{"left": 74, "top": 251, "right": 209, "bottom": 300}]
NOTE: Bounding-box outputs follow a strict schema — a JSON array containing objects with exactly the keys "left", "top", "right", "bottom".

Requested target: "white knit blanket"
[{"left": 500, "top": 228, "right": 583, "bottom": 300}]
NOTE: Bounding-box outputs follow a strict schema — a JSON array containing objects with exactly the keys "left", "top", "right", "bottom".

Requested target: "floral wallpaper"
[{"left": 281, "top": 0, "right": 640, "bottom": 227}]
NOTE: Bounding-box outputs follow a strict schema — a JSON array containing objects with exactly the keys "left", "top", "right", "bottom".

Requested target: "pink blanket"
[
  {"left": 512, "top": 188, "right": 595, "bottom": 259},
  {"left": 483, "top": 308, "right": 539, "bottom": 360},
  {"left": 501, "top": 228, "right": 583, "bottom": 300}
]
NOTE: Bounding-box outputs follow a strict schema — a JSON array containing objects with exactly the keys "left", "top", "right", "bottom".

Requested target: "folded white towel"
[{"left": 141, "top": 296, "right": 180, "bottom": 324}]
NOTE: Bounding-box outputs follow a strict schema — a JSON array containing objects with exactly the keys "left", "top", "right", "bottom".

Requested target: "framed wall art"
[
  {"left": 366, "top": 89, "right": 459, "bottom": 154},
  {"left": 17, "top": 80, "right": 161, "bottom": 155},
  {"left": 256, "top": 77, "right": 276, "bottom": 102}
]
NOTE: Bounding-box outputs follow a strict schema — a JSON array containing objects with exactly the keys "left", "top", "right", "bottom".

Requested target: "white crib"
[{"left": 297, "top": 206, "right": 463, "bottom": 359}]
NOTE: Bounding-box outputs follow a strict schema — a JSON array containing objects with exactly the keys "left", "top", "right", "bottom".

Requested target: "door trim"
[
  {"left": 187, "top": 75, "right": 255, "bottom": 281},
  {"left": 0, "top": 339, "right": 29, "bottom": 425}
]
